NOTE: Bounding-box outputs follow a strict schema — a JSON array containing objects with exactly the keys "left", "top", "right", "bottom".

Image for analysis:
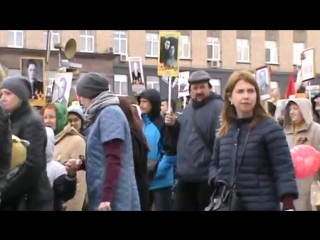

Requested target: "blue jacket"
[
  {"left": 139, "top": 89, "right": 177, "bottom": 190},
  {"left": 143, "top": 115, "right": 176, "bottom": 190},
  {"left": 86, "top": 105, "right": 140, "bottom": 211},
  {"left": 208, "top": 117, "right": 298, "bottom": 211}
]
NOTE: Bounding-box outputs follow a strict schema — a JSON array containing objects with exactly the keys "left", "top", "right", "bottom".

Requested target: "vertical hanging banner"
[
  {"left": 128, "top": 56, "right": 146, "bottom": 94},
  {"left": 21, "top": 57, "right": 46, "bottom": 106},
  {"left": 157, "top": 32, "right": 180, "bottom": 77},
  {"left": 178, "top": 71, "right": 190, "bottom": 98},
  {"left": 301, "top": 48, "right": 315, "bottom": 82},
  {"left": 52, "top": 72, "right": 73, "bottom": 106}
]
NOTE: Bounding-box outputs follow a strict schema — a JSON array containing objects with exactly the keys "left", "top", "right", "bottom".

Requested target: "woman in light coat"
[
  {"left": 42, "top": 103, "right": 87, "bottom": 211},
  {"left": 284, "top": 98, "right": 320, "bottom": 211}
]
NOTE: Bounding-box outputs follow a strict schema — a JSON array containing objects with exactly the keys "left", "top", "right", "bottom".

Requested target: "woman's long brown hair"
[
  {"left": 118, "top": 97, "right": 149, "bottom": 151},
  {"left": 218, "top": 70, "right": 269, "bottom": 138}
]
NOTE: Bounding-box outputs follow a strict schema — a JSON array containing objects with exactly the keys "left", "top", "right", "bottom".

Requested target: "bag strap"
[
  {"left": 192, "top": 111, "right": 213, "bottom": 153},
  {"left": 231, "top": 130, "right": 251, "bottom": 189}
]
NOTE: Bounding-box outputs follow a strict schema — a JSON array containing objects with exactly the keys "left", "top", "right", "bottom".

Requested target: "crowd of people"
[{"left": 0, "top": 68, "right": 319, "bottom": 211}]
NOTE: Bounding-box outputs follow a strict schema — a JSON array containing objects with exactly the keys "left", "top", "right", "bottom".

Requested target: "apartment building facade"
[{"left": 0, "top": 30, "right": 319, "bottom": 96}]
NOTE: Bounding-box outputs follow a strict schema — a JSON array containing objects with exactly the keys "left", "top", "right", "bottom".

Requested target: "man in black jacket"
[
  {"left": 0, "top": 76, "right": 53, "bottom": 211},
  {"left": 0, "top": 104, "right": 11, "bottom": 196}
]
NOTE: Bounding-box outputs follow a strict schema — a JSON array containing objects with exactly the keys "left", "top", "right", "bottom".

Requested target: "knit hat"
[
  {"left": 76, "top": 72, "right": 109, "bottom": 99},
  {"left": 0, "top": 76, "right": 32, "bottom": 102},
  {"left": 68, "top": 105, "right": 84, "bottom": 120}
]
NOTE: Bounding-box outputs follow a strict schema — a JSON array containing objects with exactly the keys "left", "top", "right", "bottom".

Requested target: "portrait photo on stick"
[
  {"left": 256, "top": 66, "right": 271, "bottom": 100},
  {"left": 20, "top": 57, "right": 45, "bottom": 100},
  {"left": 52, "top": 72, "right": 73, "bottom": 106},
  {"left": 157, "top": 32, "right": 180, "bottom": 77},
  {"left": 128, "top": 57, "right": 145, "bottom": 93}
]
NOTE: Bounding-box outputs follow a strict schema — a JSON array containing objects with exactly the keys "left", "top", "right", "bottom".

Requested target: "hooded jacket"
[
  {"left": 45, "top": 127, "right": 76, "bottom": 211},
  {"left": 138, "top": 89, "right": 177, "bottom": 190},
  {"left": 284, "top": 98, "right": 320, "bottom": 211}
]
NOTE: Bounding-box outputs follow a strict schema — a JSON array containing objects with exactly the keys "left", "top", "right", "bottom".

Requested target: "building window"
[
  {"left": 43, "top": 30, "right": 60, "bottom": 51},
  {"left": 207, "top": 37, "right": 220, "bottom": 60},
  {"left": 237, "top": 39, "right": 250, "bottom": 62},
  {"left": 146, "top": 33, "right": 159, "bottom": 57},
  {"left": 265, "top": 41, "right": 278, "bottom": 64},
  {"left": 114, "top": 31, "right": 127, "bottom": 55},
  {"left": 146, "top": 76, "right": 160, "bottom": 91},
  {"left": 293, "top": 42, "right": 305, "bottom": 66},
  {"left": 114, "top": 74, "right": 128, "bottom": 95},
  {"left": 80, "top": 30, "right": 95, "bottom": 53},
  {"left": 209, "top": 79, "right": 221, "bottom": 95},
  {"left": 7, "top": 30, "right": 24, "bottom": 48},
  {"left": 7, "top": 69, "right": 20, "bottom": 77},
  {"left": 179, "top": 35, "right": 191, "bottom": 59}
]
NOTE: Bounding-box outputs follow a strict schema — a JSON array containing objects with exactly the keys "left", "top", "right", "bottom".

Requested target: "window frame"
[
  {"left": 179, "top": 35, "right": 191, "bottom": 59},
  {"left": 146, "top": 33, "right": 159, "bottom": 57},
  {"left": 113, "top": 31, "right": 128, "bottom": 55},
  {"left": 209, "top": 79, "right": 221, "bottom": 95},
  {"left": 207, "top": 37, "right": 220, "bottom": 61},
  {"left": 265, "top": 40, "right": 278, "bottom": 64},
  {"left": 7, "top": 30, "right": 24, "bottom": 48},
  {"left": 43, "top": 30, "right": 60, "bottom": 51},
  {"left": 146, "top": 76, "right": 160, "bottom": 91},
  {"left": 293, "top": 42, "right": 305, "bottom": 66},
  {"left": 236, "top": 39, "right": 250, "bottom": 63},
  {"left": 114, "top": 74, "right": 128, "bottom": 95},
  {"left": 79, "top": 30, "right": 95, "bottom": 53}
]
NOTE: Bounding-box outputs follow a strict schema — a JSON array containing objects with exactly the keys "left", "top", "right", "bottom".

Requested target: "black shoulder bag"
[
  {"left": 192, "top": 111, "right": 213, "bottom": 153},
  {"left": 205, "top": 131, "right": 251, "bottom": 211}
]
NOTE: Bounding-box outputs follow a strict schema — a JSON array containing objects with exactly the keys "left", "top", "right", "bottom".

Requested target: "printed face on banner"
[
  {"left": 255, "top": 66, "right": 270, "bottom": 100},
  {"left": 158, "top": 32, "right": 180, "bottom": 77},
  {"left": 20, "top": 57, "right": 46, "bottom": 106},
  {"left": 128, "top": 57, "right": 145, "bottom": 93},
  {"left": 178, "top": 71, "right": 190, "bottom": 98},
  {"left": 301, "top": 48, "right": 315, "bottom": 82},
  {"left": 52, "top": 72, "right": 73, "bottom": 106}
]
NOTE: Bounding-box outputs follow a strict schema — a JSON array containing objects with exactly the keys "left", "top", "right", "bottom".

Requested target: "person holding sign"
[{"left": 165, "top": 70, "right": 223, "bottom": 211}]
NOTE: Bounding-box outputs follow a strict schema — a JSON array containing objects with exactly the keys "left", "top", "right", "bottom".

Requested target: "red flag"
[{"left": 285, "top": 72, "right": 296, "bottom": 99}]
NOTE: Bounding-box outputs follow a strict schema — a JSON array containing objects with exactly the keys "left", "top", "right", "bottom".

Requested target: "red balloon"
[{"left": 290, "top": 145, "right": 320, "bottom": 179}]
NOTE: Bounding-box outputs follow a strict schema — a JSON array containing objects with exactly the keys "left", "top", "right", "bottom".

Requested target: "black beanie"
[
  {"left": 0, "top": 76, "right": 32, "bottom": 102},
  {"left": 76, "top": 72, "right": 109, "bottom": 99}
]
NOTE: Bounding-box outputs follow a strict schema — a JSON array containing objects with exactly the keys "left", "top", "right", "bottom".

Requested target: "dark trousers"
[
  {"left": 173, "top": 181, "right": 214, "bottom": 211},
  {"left": 149, "top": 187, "right": 172, "bottom": 211}
]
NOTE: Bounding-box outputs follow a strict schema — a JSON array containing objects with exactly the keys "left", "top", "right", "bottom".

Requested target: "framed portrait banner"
[
  {"left": 301, "top": 48, "right": 315, "bottom": 82},
  {"left": 256, "top": 66, "right": 271, "bottom": 100},
  {"left": 128, "top": 56, "right": 146, "bottom": 93},
  {"left": 52, "top": 72, "right": 73, "bottom": 106},
  {"left": 178, "top": 71, "right": 190, "bottom": 98},
  {"left": 20, "top": 57, "right": 45, "bottom": 106},
  {"left": 157, "top": 32, "right": 180, "bottom": 77}
]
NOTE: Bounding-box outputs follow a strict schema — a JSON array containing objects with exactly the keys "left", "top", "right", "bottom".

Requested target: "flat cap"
[{"left": 188, "top": 70, "right": 211, "bottom": 84}]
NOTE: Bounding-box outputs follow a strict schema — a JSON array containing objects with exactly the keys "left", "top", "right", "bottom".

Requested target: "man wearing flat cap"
[{"left": 165, "top": 70, "right": 224, "bottom": 211}]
